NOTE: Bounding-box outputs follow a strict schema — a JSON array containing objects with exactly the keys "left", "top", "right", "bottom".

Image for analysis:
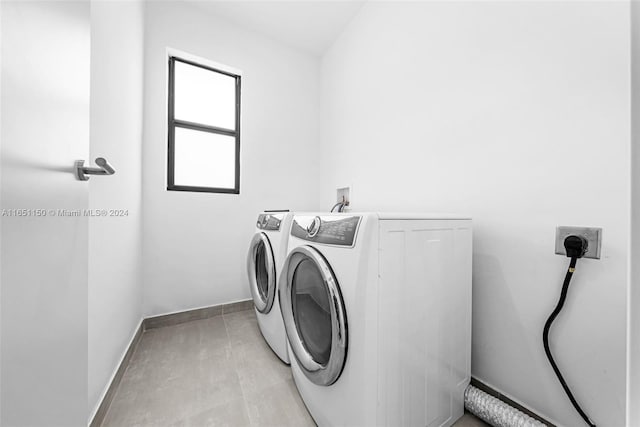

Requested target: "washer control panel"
[
  {"left": 291, "top": 215, "right": 361, "bottom": 247},
  {"left": 256, "top": 213, "right": 284, "bottom": 231}
]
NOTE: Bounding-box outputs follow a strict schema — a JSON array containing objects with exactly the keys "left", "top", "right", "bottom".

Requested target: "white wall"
[
  {"left": 142, "top": 2, "right": 321, "bottom": 317},
  {"left": 0, "top": 1, "right": 3, "bottom": 422},
  {"left": 88, "top": 0, "right": 144, "bottom": 421},
  {"left": 320, "top": 2, "right": 630, "bottom": 425},
  {"left": 629, "top": 1, "right": 640, "bottom": 424},
  {"left": 0, "top": 2, "right": 4, "bottom": 420}
]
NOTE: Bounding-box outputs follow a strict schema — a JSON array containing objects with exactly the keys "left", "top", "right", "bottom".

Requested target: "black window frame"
[{"left": 167, "top": 56, "right": 241, "bottom": 194}]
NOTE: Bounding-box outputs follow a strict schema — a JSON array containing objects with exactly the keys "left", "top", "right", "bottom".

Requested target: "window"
[{"left": 167, "top": 56, "right": 241, "bottom": 193}]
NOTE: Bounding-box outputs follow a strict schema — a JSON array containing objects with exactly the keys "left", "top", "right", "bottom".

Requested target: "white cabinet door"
[{"left": 1, "top": 1, "right": 90, "bottom": 425}]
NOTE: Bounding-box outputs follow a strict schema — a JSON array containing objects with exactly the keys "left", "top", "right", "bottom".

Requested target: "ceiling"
[{"left": 187, "top": 1, "right": 366, "bottom": 56}]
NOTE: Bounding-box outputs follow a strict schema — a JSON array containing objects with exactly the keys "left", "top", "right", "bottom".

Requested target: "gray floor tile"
[
  {"left": 231, "top": 338, "right": 292, "bottom": 392},
  {"left": 102, "top": 317, "right": 242, "bottom": 427},
  {"left": 100, "top": 308, "right": 486, "bottom": 427},
  {"left": 223, "top": 309, "right": 263, "bottom": 348},
  {"left": 454, "top": 413, "right": 490, "bottom": 426},
  {"left": 243, "top": 378, "right": 315, "bottom": 427},
  {"left": 169, "top": 399, "right": 251, "bottom": 427},
  {"left": 283, "top": 379, "right": 317, "bottom": 426}
]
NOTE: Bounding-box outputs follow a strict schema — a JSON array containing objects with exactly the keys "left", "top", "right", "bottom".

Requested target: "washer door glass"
[
  {"left": 292, "top": 259, "right": 332, "bottom": 365},
  {"left": 280, "top": 246, "right": 347, "bottom": 386},
  {"left": 255, "top": 242, "right": 270, "bottom": 301},
  {"left": 247, "top": 233, "right": 276, "bottom": 313}
]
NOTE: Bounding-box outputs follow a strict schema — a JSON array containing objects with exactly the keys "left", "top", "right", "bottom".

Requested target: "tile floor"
[{"left": 102, "top": 308, "right": 488, "bottom": 426}]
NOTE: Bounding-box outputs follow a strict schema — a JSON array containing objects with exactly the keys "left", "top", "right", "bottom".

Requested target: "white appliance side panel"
[
  {"left": 377, "top": 229, "right": 407, "bottom": 425},
  {"left": 452, "top": 225, "right": 472, "bottom": 410},
  {"left": 378, "top": 220, "right": 471, "bottom": 427}
]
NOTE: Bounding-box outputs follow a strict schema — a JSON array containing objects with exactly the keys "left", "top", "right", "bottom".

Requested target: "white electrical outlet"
[
  {"left": 337, "top": 187, "right": 350, "bottom": 208},
  {"left": 554, "top": 226, "right": 602, "bottom": 259}
]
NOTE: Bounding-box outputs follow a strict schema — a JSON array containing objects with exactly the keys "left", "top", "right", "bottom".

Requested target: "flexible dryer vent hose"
[{"left": 464, "top": 385, "right": 547, "bottom": 427}]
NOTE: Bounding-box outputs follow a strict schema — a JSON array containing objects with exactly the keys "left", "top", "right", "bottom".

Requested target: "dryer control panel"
[
  {"left": 291, "top": 215, "right": 361, "bottom": 247},
  {"left": 257, "top": 213, "right": 284, "bottom": 231}
]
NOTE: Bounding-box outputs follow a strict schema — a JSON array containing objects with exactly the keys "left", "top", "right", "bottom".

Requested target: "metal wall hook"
[{"left": 75, "top": 157, "right": 116, "bottom": 181}]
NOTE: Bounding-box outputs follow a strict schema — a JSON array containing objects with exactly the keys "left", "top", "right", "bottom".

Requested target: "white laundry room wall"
[
  {"left": 629, "top": 2, "right": 640, "bottom": 425},
  {"left": 88, "top": 0, "right": 144, "bottom": 421},
  {"left": 142, "top": 1, "right": 321, "bottom": 317},
  {"left": 319, "top": 2, "right": 630, "bottom": 426},
  {"left": 0, "top": 1, "right": 3, "bottom": 419}
]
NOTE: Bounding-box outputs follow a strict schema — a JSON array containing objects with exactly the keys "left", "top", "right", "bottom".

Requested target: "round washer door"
[
  {"left": 279, "top": 245, "right": 347, "bottom": 386},
  {"left": 247, "top": 232, "right": 276, "bottom": 313}
]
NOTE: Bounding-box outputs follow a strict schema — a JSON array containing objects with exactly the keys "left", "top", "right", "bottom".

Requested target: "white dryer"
[
  {"left": 247, "top": 211, "right": 293, "bottom": 364},
  {"left": 279, "top": 213, "right": 472, "bottom": 426}
]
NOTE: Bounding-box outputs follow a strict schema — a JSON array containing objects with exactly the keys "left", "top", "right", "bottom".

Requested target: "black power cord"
[{"left": 543, "top": 235, "right": 596, "bottom": 427}]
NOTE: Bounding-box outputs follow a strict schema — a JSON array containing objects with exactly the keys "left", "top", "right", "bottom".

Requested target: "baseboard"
[
  {"left": 88, "top": 299, "right": 253, "bottom": 426},
  {"left": 143, "top": 299, "right": 253, "bottom": 330},
  {"left": 89, "top": 320, "right": 143, "bottom": 427},
  {"left": 470, "top": 377, "right": 558, "bottom": 426}
]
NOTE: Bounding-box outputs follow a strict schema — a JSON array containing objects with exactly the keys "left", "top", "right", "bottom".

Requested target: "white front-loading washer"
[
  {"left": 279, "top": 212, "right": 472, "bottom": 426},
  {"left": 246, "top": 211, "right": 293, "bottom": 364}
]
